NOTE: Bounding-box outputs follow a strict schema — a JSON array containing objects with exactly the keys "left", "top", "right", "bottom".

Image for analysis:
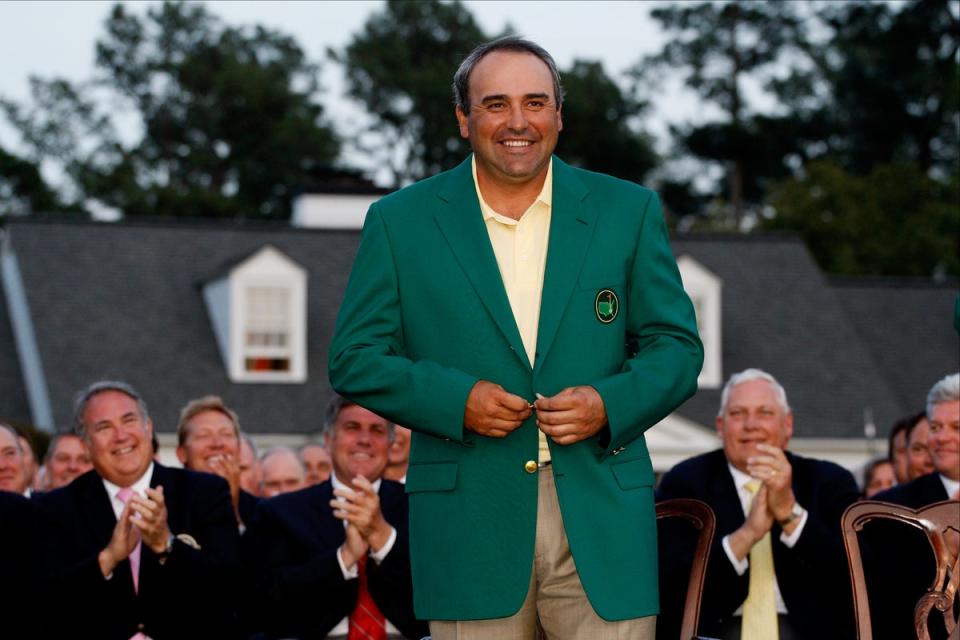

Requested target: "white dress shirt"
[
  {"left": 329, "top": 472, "right": 399, "bottom": 636},
  {"left": 722, "top": 463, "right": 808, "bottom": 615}
]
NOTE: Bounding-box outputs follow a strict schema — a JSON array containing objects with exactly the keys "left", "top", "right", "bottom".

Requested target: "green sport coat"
[{"left": 329, "top": 156, "right": 703, "bottom": 622}]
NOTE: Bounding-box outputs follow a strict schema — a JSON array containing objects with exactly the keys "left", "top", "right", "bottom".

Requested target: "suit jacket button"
[{"left": 524, "top": 460, "right": 538, "bottom": 474}]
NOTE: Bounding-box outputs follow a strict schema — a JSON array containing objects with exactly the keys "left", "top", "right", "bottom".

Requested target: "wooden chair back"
[
  {"left": 656, "top": 498, "right": 717, "bottom": 640},
  {"left": 842, "top": 499, "right": 960, "bottom": 640}
]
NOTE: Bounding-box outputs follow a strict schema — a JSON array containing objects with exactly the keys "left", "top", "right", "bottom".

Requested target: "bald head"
[{"left": 259, "top": 447, "right": 306, "bottom": 497}]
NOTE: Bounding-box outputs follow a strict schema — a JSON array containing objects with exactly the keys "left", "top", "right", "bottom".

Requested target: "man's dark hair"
[
  {"left": 72, "top": 380, "right": 151, "bottom": 437},
  {"left": 887, "top": 410, "right": 925, "bottom": 460},
  {"left": 452, "top": 36, "right": 565, "bottom": 112},
  {"left": 322, "top": 394, "right": 394, "bottom": 442},
  {"left": 43, "top": 432, "right": 83, "bottom": 464}
]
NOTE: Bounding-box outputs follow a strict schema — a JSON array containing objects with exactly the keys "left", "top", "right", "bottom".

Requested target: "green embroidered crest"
[{"left": 595, "top": 289, "right": 619, "bottom": 324}]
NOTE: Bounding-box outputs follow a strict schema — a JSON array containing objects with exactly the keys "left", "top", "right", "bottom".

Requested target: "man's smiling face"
[{"left": 456, "top": 50, "right": 562, "bottom": 188}]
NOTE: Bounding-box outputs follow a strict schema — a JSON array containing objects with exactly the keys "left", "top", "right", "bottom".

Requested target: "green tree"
[
  {"left": 555, "top": 60, "right": 658, "bottom": 185},
  {"left": 2, "top": 1, "right": 339, "bottom": 219},
  {"left": 637, "top": 2, "right": 809, "bottom": 226},
  {"left": 766, "top": 160, "right": 959, "bottom": 277},
  {"left": 811, "top": 0, "right": 959, "bottom": 176},
  {"left": 0, "top": 144, "right": 74, "bottom": 216},
  {"left": 332, "top": 0, "right": 489, "bottom": 186}
]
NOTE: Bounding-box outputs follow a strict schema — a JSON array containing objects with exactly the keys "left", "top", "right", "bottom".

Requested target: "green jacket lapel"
[
  {"left": 433, "top": 157, "right": 531, "bottom": 371},
  {"left": 535, "top": 158, "right": 596, "bottom": 370}
]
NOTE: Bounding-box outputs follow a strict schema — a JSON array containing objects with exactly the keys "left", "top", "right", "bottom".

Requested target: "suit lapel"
[
  {"left": 313, "top": 482, "right": 346, "bottom": 547},
  {"left": 78, "top": 472, "right": 137, "bottom": 593},
  {"left": 535, "top": 158, "right": 595, "bottom": 369},
  {"left": 434, "top": 157, "right": 530, "bottom": 370}
]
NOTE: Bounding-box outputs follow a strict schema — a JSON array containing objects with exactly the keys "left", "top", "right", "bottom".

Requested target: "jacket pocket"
[
  {"left": 405, "top": 462, "right": 458, "bottom": 493},
  {"left": 610, "top": 457, "right": 654, "bottom": 490}
]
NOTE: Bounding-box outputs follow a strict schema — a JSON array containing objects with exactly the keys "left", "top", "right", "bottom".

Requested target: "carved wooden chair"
[
  {"left": 656, "top": 498, "right": 717, "bottom": 640},
  {"left": 842, "top": 499, "right": 960, "bottom": 640}
]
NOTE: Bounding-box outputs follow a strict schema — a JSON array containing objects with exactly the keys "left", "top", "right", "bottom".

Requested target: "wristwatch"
[
  {"left": 777, "top": 502, "right": 804, "bottom": 527},
  {"left": 157, "top": 534, "right": 175, "bottom": 563}
]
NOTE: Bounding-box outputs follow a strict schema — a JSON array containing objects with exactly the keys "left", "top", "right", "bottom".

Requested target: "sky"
[{"left": 0, "top": 0, "right": 707, "bottom": 186}]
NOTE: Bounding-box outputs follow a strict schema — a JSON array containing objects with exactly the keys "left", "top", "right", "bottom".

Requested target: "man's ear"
[
  {"left": 556, "top": 105, "right": 563, "bottom": 132},
  {"left": 175, "top": 445, "right": 187, "bottom": 465},
  {"left": 782, "top": 412, "right": 794, "bottom": 447},
  {"left": 455, "top": 105, "right": 470, "bottom": 139}
]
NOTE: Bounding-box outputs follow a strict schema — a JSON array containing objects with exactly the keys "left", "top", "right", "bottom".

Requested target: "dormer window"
[
  {"left": 677, "top": 255, "right": 722, "bottom": 389},
  {"left": 203, "top": 246, "right": 307, "bottom": 383},
  {"left": 244, "top": 286, "right": 293, "bottom": 372}
]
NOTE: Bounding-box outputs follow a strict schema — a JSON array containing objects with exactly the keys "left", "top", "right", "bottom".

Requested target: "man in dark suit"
[
  {"left": 0, "top": 490, "right": 38, "bottom": 638},
  {"left": 657, "top": 369, "right": 860, "bottom": 640},
  {"left": 245, "top": 394, "right": 426, "bottom": 640},
  {"left": 34, "top": 381, "right": 241, "bottom": 639},
  {"left": 174, "top": 394, "right": 259, "bottom": 529},
  {"left": 867, "top": 372, "right": 959, "bottom": 640}
]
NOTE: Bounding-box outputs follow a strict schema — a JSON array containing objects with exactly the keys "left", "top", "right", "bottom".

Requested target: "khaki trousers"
[{"left": 430, "top": 466, "right": 656, "bottom": 640}]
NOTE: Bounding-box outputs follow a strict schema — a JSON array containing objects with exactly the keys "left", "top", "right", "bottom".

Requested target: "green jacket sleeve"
[
  {"left": 591, "top": 191, "right": 703, "bottom": 454},
  {"left": 328, "top": 204, "right": 478, "bottom": 442}
]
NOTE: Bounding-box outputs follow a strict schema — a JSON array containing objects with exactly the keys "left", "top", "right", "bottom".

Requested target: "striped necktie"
[{"left": 348, "top": 554, "right": 387, "bottom": 640}]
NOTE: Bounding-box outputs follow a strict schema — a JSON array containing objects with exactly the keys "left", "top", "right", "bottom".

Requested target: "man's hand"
[
  {"left": 727, "top": 483, "right": 774, "bottom": 561},
  {"left": 464, "top": 380, "right": 531, "bottom": 438},
  {"left": 340, "top": 524, "right": 370, "bottom": 570},
  {"left": 534, "top": 386, "right": 608, "bottom": 445},
  {"left": 98, "top": 499, "right": 142, "bottom": 577},
  {"left": 747, "top": 443, "right": 797, "bottom": 525},
  {"left": 128, "top": 486, "right": 172, "bottom": 555},
  {"left": 331, "top": 476, "right": 393, "bottom": 552},
  {"left": 208, "top": 454, "right": 242, "bottom": 523}
]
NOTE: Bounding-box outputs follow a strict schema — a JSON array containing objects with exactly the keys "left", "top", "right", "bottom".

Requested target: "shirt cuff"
[
  {"left": 779, "top": 506, "right": 808, "bottom": 547},
  {"left": 336, "top": 526, "right": 397, "bottom": 579},
  {"left": 369, "top": 526, "right": 397, "bottom": 565},
  {"left": 722, "top": 534, "right": 749, "bottom": 576},
  {"left": 337, "top": 546, "right": 359, "bottom": 580}
]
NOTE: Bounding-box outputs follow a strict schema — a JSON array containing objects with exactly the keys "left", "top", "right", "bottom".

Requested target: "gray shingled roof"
[
  {"left": 669, "top": 235, "right": 957, "bottom": 439},
  {"left": 831, "top": 277, "right": 959, "bottom": 421},
  {"left": 0, "top": 274, "right": 30, "bottom": 424},
  {"left": 5, "top": 218, "right": 360, "bottom": 434},
  {"left": 1, "top": 219, "right": 955, "bottom": 441}
]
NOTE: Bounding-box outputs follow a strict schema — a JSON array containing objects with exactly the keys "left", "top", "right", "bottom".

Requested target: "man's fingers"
[
  {"left": 536, "top": 407, "right": 582, "bottom": 428},
  {"left": 333, "top": 486, "right": 358, "bottom": 501},
  {"left": 352, "top": 475, "right": 375, "bottom": 495},
  {"left": 534, "top": 387, "right": 578, "bottom": 411},
  {"left": 494, "top": 389, "right": 532, "bottom": 413}
]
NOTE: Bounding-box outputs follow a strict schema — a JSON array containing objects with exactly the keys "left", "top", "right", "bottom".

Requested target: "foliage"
[
  {"left": 0, "top": 145, "right": 74, "bottom": 216},
  {"left": 811, "top": 0, "right": 959, "bottom": 176},
  {"left": 765, "top": 160, "right": 959, "bottom": 277},
  {"left": 2, "top": 1, "right": 339, "bottom": 219},
  {"left": 332, "top": 0, "right": 488, "bottom": 186},
  {"left": 639, "top": 2, "right": 809, "bottom": 224},
  {"left": 554, "top": 60, "right": 658, "bottom": 185}
]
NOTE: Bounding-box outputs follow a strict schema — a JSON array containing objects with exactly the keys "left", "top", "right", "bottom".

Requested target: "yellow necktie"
[{"left": 741, "top": 480, "right": 779, "bottom": 640}]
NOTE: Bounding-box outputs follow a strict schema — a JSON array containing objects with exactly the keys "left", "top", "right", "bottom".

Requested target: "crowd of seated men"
[{"left": 0, "top": 370, "right": 956, "bottom": 639}]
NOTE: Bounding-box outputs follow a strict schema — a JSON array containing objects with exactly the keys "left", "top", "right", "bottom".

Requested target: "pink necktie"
[
  {"left": 117, "top": 488, "right": 148, "bottom": 640},
  {"left": 116, "top": 488, "right": 142, "bottom": 593}
]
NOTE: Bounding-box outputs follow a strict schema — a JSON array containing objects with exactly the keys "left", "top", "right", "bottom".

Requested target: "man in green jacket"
[{"left": 329, "top": 36, "right": 703, "bottom": 640}]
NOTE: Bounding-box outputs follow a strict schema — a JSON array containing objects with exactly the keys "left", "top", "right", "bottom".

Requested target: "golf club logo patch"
[{"left": 595, "top": 289, "right": 619, "bottom": 324}]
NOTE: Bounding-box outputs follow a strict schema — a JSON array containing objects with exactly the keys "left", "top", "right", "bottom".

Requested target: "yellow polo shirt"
[{"left": 472, "top": 156, "right": 552, "bottom": 463}]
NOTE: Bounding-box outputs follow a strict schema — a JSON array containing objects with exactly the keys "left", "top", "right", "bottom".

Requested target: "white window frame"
[
  {"left": 204, "top": 245, "right": 307, "bottom": 383},
  {"left": 677, "top": 255, "right": 722, "bottom": 389}
]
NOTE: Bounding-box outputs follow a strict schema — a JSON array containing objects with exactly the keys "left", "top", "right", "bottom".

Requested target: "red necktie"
[{"left": 348, "top": 555, "right": 387, "bottom": 640}]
